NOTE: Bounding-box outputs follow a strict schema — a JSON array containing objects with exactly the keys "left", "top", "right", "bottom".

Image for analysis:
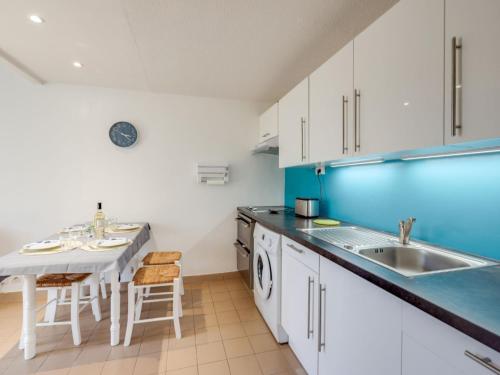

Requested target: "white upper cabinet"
[
  {"left": 309, "top": 41, "right": 354, "bottom": 163},
  {"left": 444, "top": 0, "right": 500, "bottom": 144},
  {"left": 353, "top": 0, "right": 444, "bottom": 155},
  {"left": 278, "top": 78, "right": 309, "bottom": 168},
  {"left": 259, "top": 103, "right": 278, "bottom": 142}
]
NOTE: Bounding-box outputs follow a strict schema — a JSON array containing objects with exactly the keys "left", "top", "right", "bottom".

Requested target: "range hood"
[{"left": 252, "top": 136, "right": 278, "bottom": 155}]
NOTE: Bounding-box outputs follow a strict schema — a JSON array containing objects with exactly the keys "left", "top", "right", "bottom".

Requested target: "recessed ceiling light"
[
  {"left": 72, "top": 61, "right": 83, "bottom": 68},
  {"left": 29, "top": 14, "right": 44, "bottom": 24}
]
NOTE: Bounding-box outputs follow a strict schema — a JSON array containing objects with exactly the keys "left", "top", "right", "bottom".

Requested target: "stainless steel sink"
[
  {"left": 298, "top": 226, "right": 493, "bottom": 277},
  {"left": 357, "top": 245, "right": 489, "bottom": 276}
]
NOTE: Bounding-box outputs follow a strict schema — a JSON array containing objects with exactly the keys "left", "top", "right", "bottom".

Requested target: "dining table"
[{"left": 0, "top": 223, "right": 151, "bottom": 360}]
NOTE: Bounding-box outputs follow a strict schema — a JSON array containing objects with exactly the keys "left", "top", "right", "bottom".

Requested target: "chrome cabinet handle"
[
  {"left": 307, "top": 277, "right": 314, "bottom": 339},
  {"left": 342, "top": 96, "right": 348, "bottom": 154},
  {"left": 300, "top": 117, "right": 306, "bottom": 161},
  {"left": 286, "top": 243, "right": 304, "bottom": 254},
  {"left": 354, "top": 90, "right": 361, "bottom": 152},
  {"left": 318, "top": 284, "right": 326, "bottom": 352},
  {"left": 234, "top": 243, "right": 249, "bottom": 258},
  {"left": 234, "top": 217, "right": 250, "bottom": 227},
  {"left": 451, "top": 37, "right": 463, "bottom": 137},
  {"left": 465, "top": 351, "right": 500, "bottom": 374}
]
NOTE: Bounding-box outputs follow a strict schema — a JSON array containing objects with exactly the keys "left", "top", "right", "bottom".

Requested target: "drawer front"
[
  {"left": 402, "top": 303, "right": 500, "bottom": 375},
  {"left": 282, "top": 236, "right": 319, "bottom": 273}
]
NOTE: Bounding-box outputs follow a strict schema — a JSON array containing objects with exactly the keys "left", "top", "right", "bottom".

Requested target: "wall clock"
[{"left": 109, "top": 121, "right": 138, "bottom": 147}]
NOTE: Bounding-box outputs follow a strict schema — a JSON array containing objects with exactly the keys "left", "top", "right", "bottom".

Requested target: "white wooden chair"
[
  {"left": 19, "top": 273, "right": 101, "bottom": 348},
  {"left": 140, "top": 251, "right": 184, "bottom": 297},
  {"left": 124, "top": 265, "right": 182, "bottom": 346}
]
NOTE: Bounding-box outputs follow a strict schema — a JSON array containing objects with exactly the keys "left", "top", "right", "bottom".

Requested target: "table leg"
[
  {"left": 110, "top": 270, "right": 120, "bottom": 346},
  {"left": 22, "top": 275, "right": 37, "bottom": 359}
]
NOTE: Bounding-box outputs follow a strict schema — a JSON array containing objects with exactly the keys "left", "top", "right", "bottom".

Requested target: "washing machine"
[{"left": 253, "top": 223, "right": 288, "bottom": 343}]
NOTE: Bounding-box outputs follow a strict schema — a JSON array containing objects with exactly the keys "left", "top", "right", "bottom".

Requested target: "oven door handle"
[
  {"left": 234, "top": 242, "right": 250, "bottom": 258},
  {"left": 234, "top": 217, "right": 251, "bottom": 228}
]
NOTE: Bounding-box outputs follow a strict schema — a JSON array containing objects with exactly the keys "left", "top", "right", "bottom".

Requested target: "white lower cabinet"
[
  {"left": 318, "top": 257, "right": 402, "bottom": 375},
  {"left": 281, "top": 237, "right": 319, "bottom": 375},
  {"left": 402, "top": 303, "right": 500, "bottom": 375}
]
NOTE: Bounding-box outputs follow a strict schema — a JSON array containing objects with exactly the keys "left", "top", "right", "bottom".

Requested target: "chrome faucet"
[{"left": 399, "top": 217, "right": 416, "bottom": 245}]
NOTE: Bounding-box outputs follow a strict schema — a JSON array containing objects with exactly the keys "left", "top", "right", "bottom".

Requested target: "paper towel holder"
[{"left": 196, "top": 163, "right": 229, "bottom": 185}]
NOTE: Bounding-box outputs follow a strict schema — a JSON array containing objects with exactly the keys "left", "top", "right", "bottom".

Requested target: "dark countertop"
[{"left": 238, "top": 206, "right": 500, "bottom": 352}]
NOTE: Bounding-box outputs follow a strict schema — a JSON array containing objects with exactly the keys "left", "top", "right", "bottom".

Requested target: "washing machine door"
[{"left": 254, "top": 244, "right": 272, "bottom": 300}]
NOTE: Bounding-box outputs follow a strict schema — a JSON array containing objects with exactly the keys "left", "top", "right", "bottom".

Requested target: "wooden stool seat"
[
  {"left": 36, "top": 273, "right": 91, "bottom": 288},
  {"left": 133, "top": 265, "right": 180, "bottom": 286},
  {"left": 142, "top": 251, "right": 182, "bottom": 266}
]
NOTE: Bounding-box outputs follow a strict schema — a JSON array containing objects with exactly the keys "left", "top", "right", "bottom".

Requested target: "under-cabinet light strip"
[
  {"left": 330, "top": 158, "right": 384, "bottom": 168},
  {"left": 401, "top": 146, "right": 500, "bottom": 161}
]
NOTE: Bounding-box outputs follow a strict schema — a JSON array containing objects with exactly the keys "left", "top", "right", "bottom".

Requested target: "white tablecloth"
[{"left": 0, "top": 223, "right": 151, "bottom": 276}]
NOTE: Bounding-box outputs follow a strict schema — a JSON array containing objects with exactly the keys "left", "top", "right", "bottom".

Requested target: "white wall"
[{"left": 0, "top": 60, "right": 284, "bottom": 276}]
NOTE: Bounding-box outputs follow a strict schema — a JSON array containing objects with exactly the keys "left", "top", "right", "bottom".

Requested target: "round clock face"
[{"left": 109, "top": 122, "right": 138, "bottom": 147}]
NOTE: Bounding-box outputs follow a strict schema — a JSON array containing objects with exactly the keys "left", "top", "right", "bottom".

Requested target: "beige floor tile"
[
  {"left": 139, "top": 335, "right": 169, "bottom": 355},
  {"left": 168, "top": 329, "right": 196, "bottom": 350},
  {"left": 229, "top": 290, "right": 251, "bottom": 299},
  {"left": 134, "top": 350, "right": 167, "bottom": 375},
  {"left": 3, "top": 354, "right": 47, "bottom": 375},
  {"left": 73, "top": 342, "right": 111, "bottom": 365},
  {"left": 232, "top": 298, "right": 255, "bottom": 311},
  {"left": 197, "top": 360, "right": 229, "bottom": 375},
  {"left": 237, "top": 308, "right": 261, "bottom": 322},
  {"left": 194, "top": 326, "right": 221, "bottom": 345},
  {"left": 35, "top": 368, "right": 70, "bottom": 375},
  {"left": 37, "top": 348, "right": 82, "bottom": 373},
  {"left": 222, "top": 337, "right": 253, "bottom": 359},
  {"left": 165, "top": 366, "right": 198, "bottom": 375},
  {"left": 242, "top": 320, "right": 270, "bottom": 336},
  {"left": 101, "top": 357, "right": 137, "bottom": 375},
  {"left": 280, "top": 346, "right": 303, "bottom": 373},
  {"left": 228, "top": 355, "right": 263, "bottom": 375},
  {"left": 248, "top": 333, "right": 279, "bottom": 353},
  {"left": 165, "top": 347, "right": 197, "bottom": 371},
  {"left": 213, "top": 301, "right": 235, "bottom": 313},
  {"left": 219, "top": 323, "right": 246, "bottom": 340},
  {"left": 107, "top": 342, "right": 141, "bottom": 360},
  {"left": 193, "top": 315, "right": 218, "bottom": 330},
  {"left": 215, "top": 310, "right": 240, "bottom": 325},
  {"left": 68, "top": 362, "right": 105, "bottom": 375},
  {"left": 195, "top": 342, "right": 226, "bottom": 365},
  {"left": 256, "top": 350, "right": 290, "bottom": 375},
  {"left": 210, "top": 292, "right": 231, "bottom": 302}
]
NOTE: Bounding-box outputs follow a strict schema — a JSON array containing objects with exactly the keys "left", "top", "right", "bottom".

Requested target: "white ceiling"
[{"left": 0, "top": 0, "right": 396, "bottom": 101}]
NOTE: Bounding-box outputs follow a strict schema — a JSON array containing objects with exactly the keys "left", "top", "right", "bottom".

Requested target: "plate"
[
  {"left": 313, "top": 219, "right": 341, "bottom": 226},
  {"left": 60, "top": 225, "right": 87, "bottom": 233},
  {"left": 91, "top": 237, "right": 129, "bottom": 248},
  {"left": 23, "top": 240, "right": 61, "bottom": 251},
  {"left": 112, "top": 223, "right": 141, "bottom": 231}
]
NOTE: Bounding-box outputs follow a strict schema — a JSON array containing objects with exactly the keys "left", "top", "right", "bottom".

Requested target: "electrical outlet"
[{"left": 315, "top": 165, "right": 325, "bottom": 175}]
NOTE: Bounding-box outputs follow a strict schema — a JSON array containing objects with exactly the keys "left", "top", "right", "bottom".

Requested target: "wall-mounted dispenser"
[{"left": 196, "top": 163, "right": 229, "bottom": 185}]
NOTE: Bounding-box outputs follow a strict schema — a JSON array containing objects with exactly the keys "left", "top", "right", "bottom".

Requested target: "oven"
[{"left": 235, "top": 213, "right": 255, "bottom": 289}]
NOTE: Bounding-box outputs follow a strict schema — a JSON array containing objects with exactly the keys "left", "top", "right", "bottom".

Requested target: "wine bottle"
[{"left": 94, "top": 202, "right": 106, "bottom": 239}]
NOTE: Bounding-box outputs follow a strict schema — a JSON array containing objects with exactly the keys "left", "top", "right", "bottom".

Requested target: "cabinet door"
[
  {"left": 278, "top": 78, "right": 309, "bottom": 168},
  {"left": 282, "top": 246, "right": 318, "bottom": 375},
  {"left": 318, "top": 257, "right": 402, "bottom": 375},
  {"left": 445, "top": 0, "right": 500, "bottom": 144},
  {"left": 309, "top": 42, "right": 353, "bottom": 163},
  {"left": 353, "top": 0, "right": 444, "bottom": 155},
  {"left": 259, "top": 103, "right": 278, "bottom": 142},
  {"left": 402, "top": 303, "right": 500, "bottom": 375}
]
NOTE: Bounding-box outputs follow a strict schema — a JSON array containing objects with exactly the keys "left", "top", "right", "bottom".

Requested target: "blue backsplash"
[{"left": 285, "top": 154, "right": 500, "bottom": 260}]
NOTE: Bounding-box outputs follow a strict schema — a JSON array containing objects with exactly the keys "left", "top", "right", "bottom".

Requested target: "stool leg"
[
  {"left": 70, "top": 282, "right": 82, "bottom": 346},
  {"left": 100, "top": 273, "right": 107, "bottom": 299},
  {"left": 144, "top": 286, "right": 151, "bottom": 298},
  {"left": 175, "top": 261, "right": 184, "bottom": 296},
  {"left": 135, "top": 287, "right": 144, "bottom": 320},
  {"left": 90, "top": 275, "right": 102, "bottom": 322},
  {"left": 124, "top": 283, "right": 135, "bottom": 346},
  {"left": 59, "top": 287, "right": 67, "bottom": 303},
  {"left": 172, "top": 279, "right": 181, "bottom": 339},
  {"left": 44, "top": 288, "right": 58, "bottom": 323}
]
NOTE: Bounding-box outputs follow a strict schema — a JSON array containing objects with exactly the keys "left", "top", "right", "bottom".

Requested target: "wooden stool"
[
  {"left": 140, "top": 251, "right": 184, "bottom": 296},
  {"left": 19, "top": 273, "right": 101, "bottom": 348},
  {"left": 124, "top": 265, "right": 182, "bottom": 346}
]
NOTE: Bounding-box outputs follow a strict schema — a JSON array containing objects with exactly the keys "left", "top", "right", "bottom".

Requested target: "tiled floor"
[{"left": 0, "top": 272, "right": 306, "bottom": 375}]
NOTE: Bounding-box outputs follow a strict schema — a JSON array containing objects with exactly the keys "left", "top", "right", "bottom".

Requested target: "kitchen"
[{"left": 0, "top": 0, "right": 499, "bottom": 374}]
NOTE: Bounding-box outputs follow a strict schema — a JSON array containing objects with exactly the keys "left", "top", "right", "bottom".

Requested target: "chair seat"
[
  {"left": 36, "top": 273, "right": 91, "bottom": 288},
  {"left": 133, "top": 265, "right": 180, "bottom": 286},
  {"left": 142, "top": 251, "right": 182, "bottom": 266}
]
